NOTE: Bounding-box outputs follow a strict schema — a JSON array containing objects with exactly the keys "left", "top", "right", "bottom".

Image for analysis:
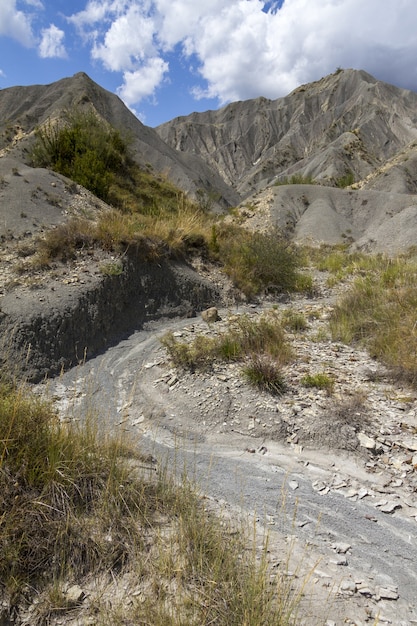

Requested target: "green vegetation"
[
  {"left": 215, "top": 225, "right": 306, "bottom": 298},
  {"left": 329, "top": 251, "right": 417, "bottom": 385},
  {"left": 162, "top": 310, "right": 292, "bottom": 372},
  {"left": 243, "top": 355, "right": 287, "bottom": 395},
  {"left": 335, "top": 170, "right": 355, "bottom": 188},
  {"left": 31, "top": 108, "right": 131, "bottom": 204},
  {"left": 301, "top": 372, "right": 335, "bottom": 394},
  {"left": 304, "top": 244, "right": 417, "bottom": 386},
  {"left": 0, "top": 378, "right": 299, "bottom": 625},
  {"left": 281, "top": 309, "right": 308, "bottom": 332}
]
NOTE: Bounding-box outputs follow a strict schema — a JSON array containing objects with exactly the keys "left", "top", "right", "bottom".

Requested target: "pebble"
[{"left": 333, "top": 542, "right": 351, "bottom": 554}]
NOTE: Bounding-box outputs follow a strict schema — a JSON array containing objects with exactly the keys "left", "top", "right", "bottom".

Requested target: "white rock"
[
  {"left": 379, "top": 501, "right": 402, "bottom": 514},
  {"left": 376, "top": 585, "right": 399, "bottom": 600},
  {"left": 401, "top": 438, "right": 417, "bottom": 452},
  {"left": 339, "top": 579, "right": 356, "bottom": 593},
  {"left": 65, "top": 585, "right": 85, "bottom": 605},
  {"left": 201, "top": 307, "right": 220, "bottom": 323},
  {"left": 333, "top": 542, "right": 351, "bottom": 554},
  {"left": 358, "top": 432, "right": 376, "bottom": 450}
]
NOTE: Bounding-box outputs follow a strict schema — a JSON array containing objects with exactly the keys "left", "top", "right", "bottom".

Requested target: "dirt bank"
[{"left": 0, "top": 251, "right": 219, "bottom": 382}]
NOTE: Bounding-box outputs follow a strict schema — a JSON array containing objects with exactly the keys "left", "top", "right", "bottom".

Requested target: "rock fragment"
[
  {"left": 201, "top": 307, "right": 220, "bottom": 322},
  {"left": 358, "top": 432, "right": 376, "bottom": 450}
]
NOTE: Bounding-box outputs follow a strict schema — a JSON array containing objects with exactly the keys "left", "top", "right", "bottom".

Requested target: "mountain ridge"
[
  {"left": 156, "top": 68, "right": 417, "bottom": 197},
  {"left": 2, "top": 68, "right": 417, "bottom": 250}
]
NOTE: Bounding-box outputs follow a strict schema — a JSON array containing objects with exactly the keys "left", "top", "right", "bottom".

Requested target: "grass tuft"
[
  {"left": 301, "top": 372, "right": 335, "bottom": 394},
  {"left": 243, "top": 355, "right": 287, "bottom": 395},
  {"left": 0, "top": 377, "right": 302, "bottom": 624},
  {"left": 162, "top": 310, "right": 293, "bottom": 373}
]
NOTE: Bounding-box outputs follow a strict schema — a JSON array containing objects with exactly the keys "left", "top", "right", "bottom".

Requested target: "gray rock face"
[
  {"left": 156, "top": 68, "right": 417, "bottom": 251},
  {"left": 0, "top": 255, "right": 219, "bottom": 382},
  {"left": 156, "top": 69, "right": 417, "bottom": 197}
]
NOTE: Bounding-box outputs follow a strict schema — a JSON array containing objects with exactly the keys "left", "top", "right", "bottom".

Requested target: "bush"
[
  {"left": 243, "top": 355, "right": 287, "bottom": 395},
  {"left": 217, "top": 226, "right": 303, "bottom": 298},
  {"left": 31, "top": 108, "right": 131, "bottom": 203}
]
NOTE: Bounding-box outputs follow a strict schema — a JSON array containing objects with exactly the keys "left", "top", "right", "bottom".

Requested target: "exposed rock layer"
[{"left": 0, "top": 254, "right": 218, "bottom": 382}]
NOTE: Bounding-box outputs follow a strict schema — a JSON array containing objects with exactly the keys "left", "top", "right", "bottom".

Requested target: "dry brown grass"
[{"left": 0, "top": 377, "right": 302, "bottom": 625}]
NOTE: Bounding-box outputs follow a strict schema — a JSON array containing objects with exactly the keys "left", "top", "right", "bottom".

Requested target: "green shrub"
[
  {"left": 335, "top": 170, "right": 355, "bottom": 188},
  {"left": 31, "top": 108, "right": 131, "bottom": 203},
  {"left": 217, "top": 226, "right": 304, "bottom": 298}
]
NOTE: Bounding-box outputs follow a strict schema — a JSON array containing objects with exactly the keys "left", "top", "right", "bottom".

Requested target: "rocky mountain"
[
  {"left": 0, "top": 72, "right": 239, "bottom": 209},
  {"left": 156, "top": 69, "right": 417, "bottom": 251},
  {"left": 157, "top": 69, "right": 417, "bottom": 197},
  {"left": 2, "top": 68, "right": 417, "bottom": 252}
]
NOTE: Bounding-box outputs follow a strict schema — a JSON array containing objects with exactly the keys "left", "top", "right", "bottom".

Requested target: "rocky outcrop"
[
  {"left": 0, "top": 253, "right": 219, "bottom": 382},
  {"left": 156, "top": 69, "right": 417, "bottom": 197}
]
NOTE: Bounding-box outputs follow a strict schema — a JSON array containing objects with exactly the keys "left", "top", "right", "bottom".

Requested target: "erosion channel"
[{"left": 39, "top": 274, "right": 417, "bottom": 626}]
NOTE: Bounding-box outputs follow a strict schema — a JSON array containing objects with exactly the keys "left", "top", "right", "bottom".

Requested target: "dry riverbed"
[{"left": 43, "top": 271, "right": 417, "bottom": 625}]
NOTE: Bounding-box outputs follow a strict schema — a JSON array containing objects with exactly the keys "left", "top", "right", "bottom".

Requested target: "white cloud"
[
  {"left": 0, "top": 0, "right": 35, "bottom": 46},
  {"left": 117, "top": 56, "right": 169, "bottom": 103},
  {"left": 67, "top": 0, "right": 417, "bottom": 109},
  {"left": 39, "top": 24, "right": 67, "bottom": 58},
  {"left": 92, "top": 5, "right": 155, "bottom": 71}
]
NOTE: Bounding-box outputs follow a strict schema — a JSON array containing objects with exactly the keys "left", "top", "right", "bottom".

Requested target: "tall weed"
[{"left": 329, "top": 253, "right": 417, "bottom": 385}]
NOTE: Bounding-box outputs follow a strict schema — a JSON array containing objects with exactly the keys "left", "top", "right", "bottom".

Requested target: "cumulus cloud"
[
  {"left": 92, "top": 5, "right": 156, "bottom": 71},
  {"left": 117, "top": 56, "right": 169, "bottom": 103},
  {"left": 67, "top": 0, "right": 417, "bottom": 109},
  {"left": 39, "top": 24, "right": 67, "bottom": 58},
  {"left": 0, "top": 0, "right": 36, "bottom": 46}
]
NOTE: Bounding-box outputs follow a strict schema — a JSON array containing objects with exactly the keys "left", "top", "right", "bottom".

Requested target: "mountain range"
[{"left": 2, "top": 68, "right": 417, "bottom": 251}]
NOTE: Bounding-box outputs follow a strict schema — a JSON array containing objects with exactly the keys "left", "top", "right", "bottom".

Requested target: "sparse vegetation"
[
  {"left": 162, "top": 310, "right": 292, "bottom": 373},
  {"left": 0, "top": 377, "right": 299, "bottom": 625},
  {"left": 329, "top": 251, "right": 417, "bottom": 385},
  {"left": 301, "top": 372, "right": 335, "bottom": 393},
  {"left": 274, "top": 173, "right": 315, "bottom": 186}
]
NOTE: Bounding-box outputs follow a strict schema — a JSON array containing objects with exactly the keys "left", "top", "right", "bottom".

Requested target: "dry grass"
[
  {"left": 0, "top": 377, "right": 302, "bottom": 625},
  {"left": 161, "top": 310, "right": 293, "bottom": 373},
  {"left": 327, "top": 251, "right": 417, "bottom": 385}
]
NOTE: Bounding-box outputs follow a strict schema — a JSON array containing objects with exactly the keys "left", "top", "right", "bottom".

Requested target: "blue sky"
[{"left": 1, "top": 0, "right": 417, "bottom": 127}]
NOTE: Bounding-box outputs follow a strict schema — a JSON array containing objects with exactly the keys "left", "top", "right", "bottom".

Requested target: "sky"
[{"left": 1, "top": 1, "right": 417, "bottom": 128}]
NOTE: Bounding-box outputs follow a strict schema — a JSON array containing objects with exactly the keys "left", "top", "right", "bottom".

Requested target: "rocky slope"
[
  {"left": 158, "top": 68, "right": 417, "bottom": 250},
  {"left": 0, "top": 72, "right": 238, "bottom": 209},
  {"left": 46, "top": 271, "right": 417, "bottom": 625},
  {"left": 157, "top": 69, "right": 417, "bottom": 196}
]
